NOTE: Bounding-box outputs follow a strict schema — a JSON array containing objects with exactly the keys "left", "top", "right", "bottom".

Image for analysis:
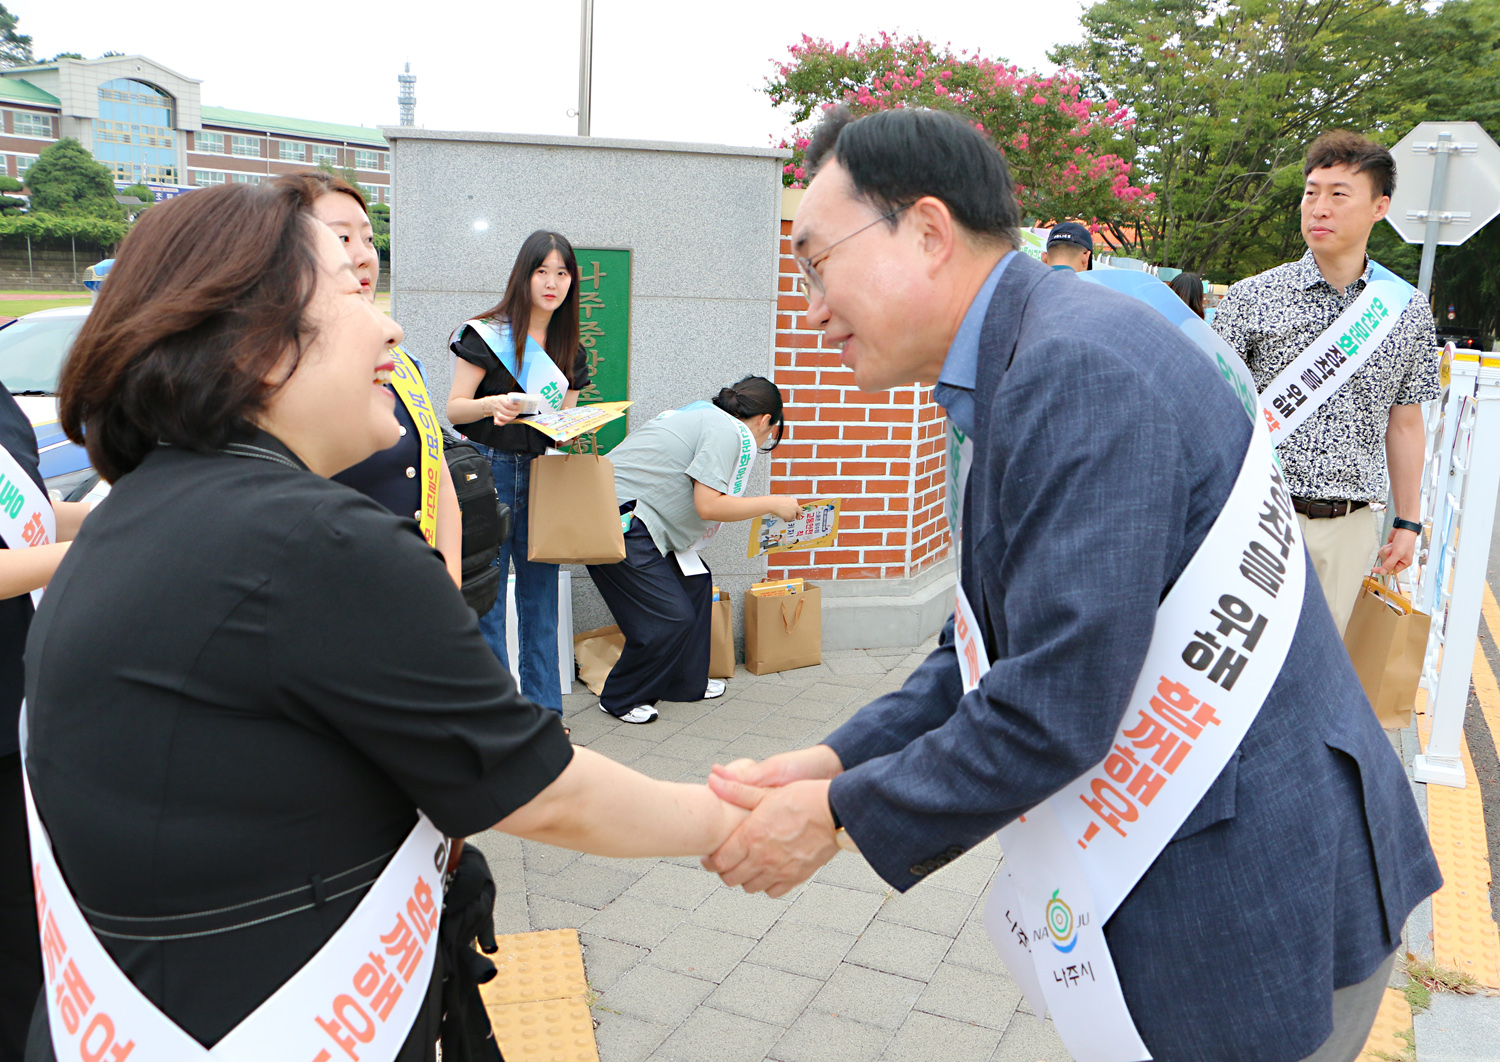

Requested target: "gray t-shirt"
[{"left": 609, "top": 401, "right": 755, "bottom": 555}]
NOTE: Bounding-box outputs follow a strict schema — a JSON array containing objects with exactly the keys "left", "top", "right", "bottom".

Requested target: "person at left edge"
[
  {"left": 446, "top": 232, "right": 589, "bottom": 718},
  {"left": 278, "top": 171, "right": 464, "bottom": 587},
  {"left": 0, "top": 386, "right": 88, "bottom": 1060},
  {"left": 588, "top": 377, "right": 800, "bottom": 724}
]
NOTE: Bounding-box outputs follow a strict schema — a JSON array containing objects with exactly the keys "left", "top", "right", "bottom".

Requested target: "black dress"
[
  {"left": 0, "top": 384, "right": 45, "bottom": 1057},
  {"left": 22, "top": 432, "right": 572, "bottom": 1059}
]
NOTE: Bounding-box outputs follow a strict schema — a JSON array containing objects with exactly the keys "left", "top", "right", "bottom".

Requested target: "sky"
[{"left": 12, "top": 0, "right": 1097, "bottom": 147}]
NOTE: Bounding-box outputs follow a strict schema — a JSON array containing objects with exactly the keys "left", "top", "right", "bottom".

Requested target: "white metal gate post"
[{"left": 1413, "top": 354, "right": 1500, "bottom": 787}]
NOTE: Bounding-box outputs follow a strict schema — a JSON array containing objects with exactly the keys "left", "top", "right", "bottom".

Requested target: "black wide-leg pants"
[{"left": 588, "top": 517, "right": 711, "bottom": 715}]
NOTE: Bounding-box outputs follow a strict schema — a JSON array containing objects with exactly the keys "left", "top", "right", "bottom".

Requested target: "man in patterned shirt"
[{"left": 1213, "top": 131, "right": 1438, "bottom": 634}]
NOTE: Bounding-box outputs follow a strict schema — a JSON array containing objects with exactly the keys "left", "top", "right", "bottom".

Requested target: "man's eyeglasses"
[{"left": 793, "top": 205, "right": 909, "bottom": 298}]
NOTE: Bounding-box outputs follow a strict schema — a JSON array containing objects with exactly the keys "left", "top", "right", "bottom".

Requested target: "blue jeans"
[{"left": 472, "top": 444, "right": 562, "bottom": 715}]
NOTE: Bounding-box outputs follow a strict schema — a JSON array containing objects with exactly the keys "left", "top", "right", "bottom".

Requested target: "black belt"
[
  {"left": 79, "top": 846, "right": 395, "bottom": 942},
  {"left": 1292, "top": 497, "right": 1369, "bottom": 519}
]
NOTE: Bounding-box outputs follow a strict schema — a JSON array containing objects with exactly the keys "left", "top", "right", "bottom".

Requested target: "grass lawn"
[{"left": 0, "top": 296, "right": 90, "bottom": 317}]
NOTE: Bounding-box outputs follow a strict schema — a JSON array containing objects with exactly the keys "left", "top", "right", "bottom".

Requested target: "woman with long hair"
[
  {"left": 24, "top": 184, "right": 745, "bottom": 1061},
  {"left": 446, "top": 232, "right": 585, "bottom": 718},
  {"left": 588, "top": 377, "right": 800, "bottom": 723}
]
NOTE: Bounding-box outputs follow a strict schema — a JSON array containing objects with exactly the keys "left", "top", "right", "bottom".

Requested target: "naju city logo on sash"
[{"left": 1046, "top": 890, "right": 1078, "bottom": 953}]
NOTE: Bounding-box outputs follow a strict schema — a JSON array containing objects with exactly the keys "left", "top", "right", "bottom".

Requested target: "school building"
[{"left": 0, "top": 55, "right": 391, "bottom": 203}]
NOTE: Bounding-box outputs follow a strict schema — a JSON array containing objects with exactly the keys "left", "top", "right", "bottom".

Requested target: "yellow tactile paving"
[
  {"left": 1356, "top": 987, "right": 1412, "bottom": 1062},
  {"left": 1415, "top": 659, "right": 1500, "bottom": 989},
  {"left": 486, "top": 996, "right": 598, "bottom": 1062},
  {"left": 1480, "top": 584, "right": 1500, "bottom": 754},
  {"left": 479, "top": 930, "right": 599, "bottom": 1062},
  {"left": 480, "top": 928, "right": 590, "bottom": 1005}
]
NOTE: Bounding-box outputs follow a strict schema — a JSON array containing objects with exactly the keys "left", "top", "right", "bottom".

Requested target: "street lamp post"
[{"left": 576, "top": 0, "right": 594, "bottom": 137}]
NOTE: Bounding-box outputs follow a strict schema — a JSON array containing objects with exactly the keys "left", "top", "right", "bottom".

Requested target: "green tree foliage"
[
  {"left": 1052, "top": 0, "right": 1500, "bottom": 318},
  {"left": 764, "top": 33, "right": 1154, "bottom": 235},
  {"left": 118, "top": 182, "right": 156, "bottom": 220},
  {"left": 0, "top": 3, "right": 31, "bottom": 67},
  {"left": 0, "top": 212, "right": 128, "bottom": 246},
  {"left": 23, "top": 139, "right": 125, "bottom": 221},
  {"left": 0, "top": 174, "right": 24, "bottom": 215},
  {"left": 316, "top": 157, "right": 363, "bottom": 193}
]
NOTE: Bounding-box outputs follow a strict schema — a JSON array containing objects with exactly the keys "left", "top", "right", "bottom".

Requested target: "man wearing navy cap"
[{"left": 1042, "top": 220, "right": 1093, "bottom": 271}]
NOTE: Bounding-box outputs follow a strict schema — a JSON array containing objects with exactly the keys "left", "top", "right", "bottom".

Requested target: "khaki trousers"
[{"left": 1298, "top": 507, "right": 1381, "bottom": 636}]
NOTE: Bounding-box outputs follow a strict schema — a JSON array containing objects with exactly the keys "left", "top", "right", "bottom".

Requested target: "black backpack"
[{"left": 443, "top": 429, "right": 511, "bottom": 616}]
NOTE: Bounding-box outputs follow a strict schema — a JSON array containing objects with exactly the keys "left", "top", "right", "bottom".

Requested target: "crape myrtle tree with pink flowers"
[{"left": 765, "top": 32, "right": 1155, "bottom": 255}]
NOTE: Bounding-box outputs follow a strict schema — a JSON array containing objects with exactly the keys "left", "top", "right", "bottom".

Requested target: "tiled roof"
[
  {"left": 200, "top": 106, "right": 387, "bottom": 147},
  {"left": 0, "top": 77, "right": 61, "bottom": 107}
]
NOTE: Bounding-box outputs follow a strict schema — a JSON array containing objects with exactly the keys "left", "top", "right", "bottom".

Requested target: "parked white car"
[{"left": 0, "top": 304, "right": 106, "bottom": 502}]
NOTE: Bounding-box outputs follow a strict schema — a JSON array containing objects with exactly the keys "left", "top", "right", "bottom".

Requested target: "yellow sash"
[{"left": 388, "top": 347, "right": 443, "bottom": 546}]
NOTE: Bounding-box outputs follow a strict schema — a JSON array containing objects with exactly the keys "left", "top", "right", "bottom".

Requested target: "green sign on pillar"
[{"left": 573, "top": 249, "right": 631, "bottom": 452}]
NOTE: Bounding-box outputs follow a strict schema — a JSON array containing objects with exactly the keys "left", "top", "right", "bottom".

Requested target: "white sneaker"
[
  {"left": 704, "top": 679, "right": 727, "bottom": 699},
  {"left": 604, "top": 703, "right": 658, "bottom": 724}
]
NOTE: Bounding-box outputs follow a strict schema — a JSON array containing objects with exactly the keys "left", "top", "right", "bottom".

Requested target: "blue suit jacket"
[{"left": 825, "top": 253, "right": 1440, "bottom": 1062}]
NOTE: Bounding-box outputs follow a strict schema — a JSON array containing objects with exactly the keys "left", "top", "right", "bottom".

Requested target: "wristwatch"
[
  {"left": 1392, "top": 517, "right": 1422, "bottom": 535},
  {"left": 830, "top": 799, "right": 860, "bottom": 854}
]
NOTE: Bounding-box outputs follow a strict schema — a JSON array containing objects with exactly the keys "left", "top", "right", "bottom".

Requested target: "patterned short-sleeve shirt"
[{"left": 1212, "top": 250, "right": 1438, "bottom": 501}]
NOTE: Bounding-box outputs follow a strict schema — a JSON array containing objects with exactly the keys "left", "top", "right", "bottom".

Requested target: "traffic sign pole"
[
  {"left": 1416, "top": 130, "right": 1454, "bottom": 297},
  {"left": 1384, "top": 121, "right": 1500, "bottom": 788}
]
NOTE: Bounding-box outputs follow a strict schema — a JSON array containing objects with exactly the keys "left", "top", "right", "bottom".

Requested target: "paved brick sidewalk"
[{"left": 467, "top": 641, "right": 1072, "bottom": 1062}]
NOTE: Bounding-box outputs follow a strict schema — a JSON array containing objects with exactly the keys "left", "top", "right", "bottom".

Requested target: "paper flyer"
[
  {"left": 518, "top": 401, "right": 631, "bottom": 441},
  {"left": 747, "top": 498, "right": 843, "bottom": 558}
]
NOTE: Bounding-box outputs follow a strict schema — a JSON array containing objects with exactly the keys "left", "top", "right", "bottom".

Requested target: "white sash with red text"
[
  {"left": 947, "top": 418, "right": 1304, "bottom": 1061},
  {"left": 22, "top": 753, "right": 446, "bottom": 1062},
  {"left": 0, "top": 442, "right": 57, "bottom": 606}
]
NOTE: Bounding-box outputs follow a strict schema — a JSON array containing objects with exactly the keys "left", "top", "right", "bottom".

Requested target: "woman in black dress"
[
  {"left": 23, "top": 182, "right": 744, "bottom": 1061},
  {"left": 0, "top": 387, "right": 88, "bottom": 1058}
]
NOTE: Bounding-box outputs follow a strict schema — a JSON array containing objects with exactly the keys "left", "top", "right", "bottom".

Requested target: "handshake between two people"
[
  {"left": 493, "top": 742, "right": 854, "bottom": 898},
  {"left": 698, "top": 743, "right": 847, "bottom": 899}
]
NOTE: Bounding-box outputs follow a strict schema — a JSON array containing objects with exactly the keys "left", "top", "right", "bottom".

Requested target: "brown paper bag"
[
  {"left": 744, "top": 585, "right": 821, "bottom": 676},
  {"left": 710, "top": 592, "right": 734, "bottom": 679},
  {"left": 574, "top": 624, "right": 625, "bottom": 695},
  {"left": 1343, "top": 576, "right": 1431, "bottom": 729},
  {"left": 528, "top": 452, "right": 626, "bottom": 565}
]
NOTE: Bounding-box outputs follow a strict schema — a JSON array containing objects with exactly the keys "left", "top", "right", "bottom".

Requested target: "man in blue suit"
[{"left": 702, "top": 107, "right": 1439, "bottom": 1062}]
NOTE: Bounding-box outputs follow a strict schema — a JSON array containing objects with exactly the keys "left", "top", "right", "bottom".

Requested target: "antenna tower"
[{"left": 398, "top": 63, "right": 416, "bottom": 127}]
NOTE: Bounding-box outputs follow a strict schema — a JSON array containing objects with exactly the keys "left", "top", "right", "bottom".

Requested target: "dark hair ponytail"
[{"left": 712, "top": 375, "right": 785, "bottom": 451}]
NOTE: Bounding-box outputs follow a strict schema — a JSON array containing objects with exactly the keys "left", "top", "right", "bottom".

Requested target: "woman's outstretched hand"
[{"left": 767, "top": 497, "right": 802, "bottom": 523}]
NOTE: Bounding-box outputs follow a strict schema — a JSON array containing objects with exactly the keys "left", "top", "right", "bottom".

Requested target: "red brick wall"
[{"left": 768, "top": 218, "right": 952, "bottom": 582}]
